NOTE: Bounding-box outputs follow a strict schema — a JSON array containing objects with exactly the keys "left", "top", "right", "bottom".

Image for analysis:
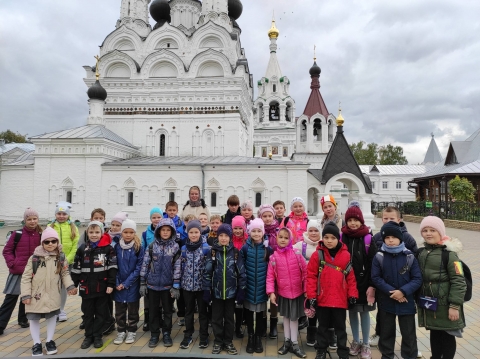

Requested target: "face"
[
  {"left": 232, "top": 226, "right": 244, "bottom": 238},
  {"left": 198, "top": 214, "right": 208, "bottom": 227},
  {"left": 91, "top": 213, "right": 105, "bottom": 222},
  {"left": 347, "top": 218, "right": 362, "bottom": 230},
  {"left": 274, "top": 204, "right": 285, "bottom": 218},
  {"left": 25, "top": 216, "right": 39, "bottom": 230},
  {"left": 228, "top": 204, "right": 239, "bottom": 213},
  {"left": 421, "top": 227, "right": 442, "bottom": 245},
  {"left": 276, "top": 230, "right": 290, "bottom": 248},
  {"left": 250, "top": 228, "right": 264, "bottom": 242},
  {"left": 210, "top": 219, "right": 221, "bottom": 231},
  {"left": 159, "top": 226, "right": 172, "bottom": 240},
  {"left": 42, "top": 238, "right": 59, "bottom": 251},
  {"left": 322, "top": 202, "right": 336, "bottom": 218},
  {"left": 218, "top": 233, "right": 230, "bottom": 246},
  {"left": 87, "top": 226, "right": 102, "bottom": 242},
  {"left": 189, "top": 189, "right": 200, "bottom": 202},
  {"left": 241, "top": 207, "right": 253, "bottom": 219},
  {"left": 261, "top": 211, "right": 274, "bottom": 225},
  {"left": 308, "top": 227, "right": 321, "bottom": 242},
  {"left": 322, "top": 233, "right": 338, "bottom": 249},
  {"left": 188, "top": 228, "right": 201, "bottom": 243},
  {"left": 292, "top": 202, "right": 305, "bottom": 216},
  {"left": 55, "top": 212, "right": 69, "bottom": 223},
  {"left": 166, "top": 206, "right": 178, "bottom": 218},
  {"left": 382, "top": 212, "right": 400, "bottom": 224},
  {"left": 110, "top": 221, "right": 122, "bottom": 233},
  {"left": 151, "top": 213, "right": 162, "bottom": 226},
  {"left": 384, "top": 235, "right": 401, "bottom": 247},
  {"left": 122, "top": 228, "right": 135, "bottom": 242}
]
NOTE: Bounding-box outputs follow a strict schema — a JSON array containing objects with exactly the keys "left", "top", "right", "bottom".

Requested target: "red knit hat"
[{"left": 344, "top": 201, "right": 364, "bottom": 224}]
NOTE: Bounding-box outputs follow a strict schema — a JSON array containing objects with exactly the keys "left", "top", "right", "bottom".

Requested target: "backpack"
[
  {"left": 375, "top": 250, "right": 415, "bottom": 274},
  {"left": 8, "top": 229, "right": 23, "bottom": 253},
  {"left": 340, "top": 233, "right": 372, "bottom": 255},
  {"left": 316, "top": 249, "right": 353, "bottom": 296},
  {"left": 31, "top": 252, "right": 67, "bottom": 275},
  {"left": 417, "top": 247, "right": 472, "bottom": 302}
]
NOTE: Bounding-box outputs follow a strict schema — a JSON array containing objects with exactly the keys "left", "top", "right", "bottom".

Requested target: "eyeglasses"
[{"left": 43, "top": 240, "right": 58, "bottom": 245}]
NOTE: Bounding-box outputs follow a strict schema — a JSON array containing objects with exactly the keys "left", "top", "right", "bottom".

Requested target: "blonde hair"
[
  {"left": 133, "top": 234, "right": 141, "bottom": 253},
  {"left": 184, "top": 214, "right": 197, "bottom": 222},
  {"left": 210, "top": 214, "right": 222, "bottom": 223}
]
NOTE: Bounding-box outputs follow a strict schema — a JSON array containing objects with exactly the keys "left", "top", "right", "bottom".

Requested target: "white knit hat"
[
  {"left": 121, "top": 219, "right": 137, "bottom": 233},
  {"left": 290, "top": 197, "right": 306, "bottom": 211}
]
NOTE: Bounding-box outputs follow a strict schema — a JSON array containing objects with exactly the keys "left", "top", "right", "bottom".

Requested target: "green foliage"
[
  {"left": 378, "top": 144, "right": 408, "bottom": 165},
  {"left": 449, "top": 175, "right": 476, "bottom": 202},
  {"left": 0, "top": 130, "right": 28, "bottom": 144},
  {"left": 350, "top": 141, "right": 408, "bottom": 165},
  {"left": 350, "top": 141, "right": 378, "bottom": 165}
]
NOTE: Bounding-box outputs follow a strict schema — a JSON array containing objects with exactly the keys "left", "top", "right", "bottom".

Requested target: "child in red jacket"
[{"left": 306, "top": 223, "right": 358, "bottom": 359}]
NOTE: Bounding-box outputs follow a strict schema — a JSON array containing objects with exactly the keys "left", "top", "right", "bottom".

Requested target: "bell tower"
[{"left": 117, "top": 0, "right": 152, "bottom": 37}]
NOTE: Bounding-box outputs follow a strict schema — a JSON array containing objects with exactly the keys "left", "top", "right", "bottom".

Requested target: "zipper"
[
  {"left": 223, "top": 249, "right": 226, "bottom": 300},
  {"left": 192, "top": 250, "right": 196, "bottom": 290}
]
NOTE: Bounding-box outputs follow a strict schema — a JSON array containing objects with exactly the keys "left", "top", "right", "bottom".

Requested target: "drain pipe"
[{"left": 201, "top": 164, "right": 205, "bottom": 199}]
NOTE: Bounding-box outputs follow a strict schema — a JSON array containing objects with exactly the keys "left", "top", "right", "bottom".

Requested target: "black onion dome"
[
  {"left": 150, "top": 0, "right": 171, "bottom": 23},
  {"left": 309, "top": 61, "right": 321, "bottom": 77},
  {"left": 87, "top": 80, "right": 107, "bottom": 101},
  {"left": 228, "top": 0, "right": 243, "bottom": 20}
]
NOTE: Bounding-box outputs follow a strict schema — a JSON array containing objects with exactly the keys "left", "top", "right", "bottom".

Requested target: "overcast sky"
[{"left": 1, "top": 0, "right": 479, "bottom": 164}]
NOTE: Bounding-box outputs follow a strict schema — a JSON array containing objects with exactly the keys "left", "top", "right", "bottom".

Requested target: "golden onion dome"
[
  {"left": 336, "top": 108, "right": 345, "bottom": 127},
  {"left": 268, "top": 19, "right": 279, "bottom": 39}
]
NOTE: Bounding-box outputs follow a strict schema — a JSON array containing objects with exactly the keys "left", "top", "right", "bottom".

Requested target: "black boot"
[
  {"left": 254, "top": 335, "right": 264, "bottom": 353},
  {"left": 278, "top": 338, "right": 292, "bottom": 355},
  {"left": 306, "top": 326, "right": 317, "bottom": 347},
  {"left": 269, "top": 317, "right": 278, "bottom": 339},
  {"left": 143, "top": 309, "right": 150, "bottom": 332},
  {"left": 290, "top": 342, "right": 307, "bottom": 358},
  {"left": 328, "top": 328, "right": 337, "bottom": 351},
  {"left": 246, "top": 334, "right": 255, "bottom": 354}
]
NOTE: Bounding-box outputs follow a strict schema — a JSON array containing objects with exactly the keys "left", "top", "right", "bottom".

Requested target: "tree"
[
  {"left": 378, "top": 144, "right": 408, "bottom": 165},
  {"left": 449, "top": 175, "right": 476, "bottom": 202},
  {"left": 350, "top": 141, "right": 378, "bottom": 165},
  {"left": 0, "top": 130, "right": 28, "bottom": 144}
]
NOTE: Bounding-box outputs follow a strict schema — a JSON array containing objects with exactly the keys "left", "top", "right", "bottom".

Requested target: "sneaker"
[
  {"left": 113, "top": 332, "right": 126, "bottom": 345},
  {"left": 224, "top": 343, "right": 238, "bottom": 355},
  {"left": 148, "top": 336, "right": 159, "bottom": 348},
  {"left": 79, "top": 321, "right": 85, "bottom": 330},
  {"left": 58, "top": 311, "right": 67, "bottom": 322},
  {"left": 289, "top": 342, "right": 307, "bottom": 358},
  {"left": 199, "top": 339, "right": 209, "bottom": 348},
  {"left": 212, "top": 344, "right": 222, "bottom": 354},
  {"left": 315, "top": 351, "right": 326, "bottom": 359},
  {"left": 125, "top": 332, "right": 136, "bottom": 344},
  {"left": 417, "top": 351, "right": 423, "bottom": 358},
  {"left": 80, "top": 337, "right": 94, "bottom": 349},
  {"left": 349, "top": 340, "right": 361, "bottom": 356},
  {"left": 369, "top": 334, "right": 379, "bottom": 346},
  {"left": 32, "top": 343, "right": 43, "bottom": 356},
  {"left": 360, "top": 343, "right": 372, "bottom": 359},
  {"left": 44, "top": 340, "right": 57, "bottom": 355},
  {"left": 178, "top": 318, "right": 185, "bottom": 326},
  {"left": 163, "top": 332, "right": 173, "bottom": 347},
  {"left": 180, "top": 337, "right": 193, "bottom": 349}
]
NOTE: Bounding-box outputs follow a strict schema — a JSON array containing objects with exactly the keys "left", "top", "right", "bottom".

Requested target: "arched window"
[
  {"left": 273, "top": 84, "right": 277, "bottom": 92},
  {"left": 127, "top": 191, "right": 134, "bottom": 206},
  {"left": 255, "top": 193, "right": 262, "bottom": 207},
  {"left": 160, "top": 134, "right": 166, "bottom": 156},
  {"left": 66, "top": 191, "right": 72, "bottom": 203},
  {"left": 169, "top": 192, "right": 175, "bottom": 201},
  {"left": 211, "top": 192, "right": 217, "bottom": 207},
  {"left": 313, "top": 119, "right": 322, "bottom": 141},
  {"left": 269, "top": 102, "right": 279, "bottom": 121},
  {"left": 286, "top": 104, "right": 292, "bottom": 122}
]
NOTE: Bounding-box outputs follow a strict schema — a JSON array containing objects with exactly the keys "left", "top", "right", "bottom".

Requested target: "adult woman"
[
  {"left": 180, "top": 186, "right": 211, "bottom": 220},
  {"left": 0, "top": 208, "right": 42, "bottom": 335},
  {"left": 320, "top": 194, "right": 343, "bottom": 229}
]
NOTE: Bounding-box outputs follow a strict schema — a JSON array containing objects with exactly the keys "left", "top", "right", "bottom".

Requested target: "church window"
[
  {"left": 160, "top": 134, "right": 166, "bottom": 156},
  {"left": 382, "top": 181, "right": 388, "bottom": 189},
  {"left": 313, "top": 119, "right": 322, "bottom": 140},
  {"left": 273, "top": 84, "right": 277, "bottom": 92},
  {"left": 66, "top": 191, "right": 72, "bottom": 203},
  {"left": 300, "top": 120, "right": 307, "bottom": 142},
  {"left": 255, "top": 193, "right": 262, "bottom": 207},
  {"left": 127, "top": 191, "right": 134, "bottom": 206},
  {"left": 169, "top": 192, "right": 175, "bottom": 201},
  {"left": 211, "top": 192, "right": 217, "bottom": 207},
  {"left": 167, "top": 43, "right": 170, "bottom": 48},
  {"left": 269, "top": 102, "right": 279, "bottom": 121},
  {"left": 371, "top": 182, "right": 376, "bottom": 190},
  {"left": 396, "top": 181, "right": 402, "bottom": 189}
]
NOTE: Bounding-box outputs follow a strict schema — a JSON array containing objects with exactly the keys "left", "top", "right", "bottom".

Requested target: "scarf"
[
  {"left": 264, "top": 221, "right": 279, "bottom": 249},
  {"left": 189, "top": 199, "right": 202, "bottom": 208},
  {"left": 186, "top": 238, "right": 203, "bottom": 252},
  {"left": 286, "top": 211, "right": 308, "bottom": 244},
  {"left": 327, "top": 241, "right": 343, "bottom": 258},
  {"left": 321, "top": 213, "right": 341, "bottom": 227},
  {"left": 341, "top": 224, "right": 370, "bottom": 238},
  {"left": 381, "top": 242, "right": 405, "bottom": 254},
  {"left": 276, "top": 228, "right": 294, "bottom": 253},
  {"left": 120, "top": 238, "right": 135, "bottom": 250}
]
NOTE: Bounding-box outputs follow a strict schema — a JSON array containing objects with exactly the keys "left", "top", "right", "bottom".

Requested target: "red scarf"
[{"left": 341, "top": 224, "right": 370, "bottom": 238}]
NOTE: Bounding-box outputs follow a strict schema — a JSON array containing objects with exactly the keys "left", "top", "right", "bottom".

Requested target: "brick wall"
[{"left": 403, "top": 215, "right": 480, "bottom": 231}]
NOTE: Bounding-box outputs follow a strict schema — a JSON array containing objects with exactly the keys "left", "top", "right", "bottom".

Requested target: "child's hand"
[
  {"left": 448, "top": 308, "right": 459, "bottom": 321},
  {"left": 22, "top": 299, "right": 31, "bottom": 305},
  {"left": 116, "top": 284, "right": 124, "bottom": 291},
  {"left": 106, "top": 287, "right": 113, "bottom": 294},
  {"left": 269, "top": 293, "right": 277, "bottom": 305},
  {"left": 389, "top": 290, "right": 406, "bottom": 302},
  {"left": 68, "top": 288, "right": 78, "bottom": 296}
]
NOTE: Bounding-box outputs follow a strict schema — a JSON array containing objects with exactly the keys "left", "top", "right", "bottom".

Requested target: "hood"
[
  {"left": 33, "top": 243, "right": 64, "bottom": 257},
  {"left": 96, "top": 233, "right": 112, "bottom": 247},
  {"left": 303, "top": 231, "right": 321, "bottom": 246},
  {"left": 443, "top": 237, "right": 463, "bottom": 253},
  {"left": 155, "top": 218, "right": 177, "bottom": 241}
]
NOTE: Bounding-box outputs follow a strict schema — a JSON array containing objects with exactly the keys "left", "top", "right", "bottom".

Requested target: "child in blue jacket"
[
  {"left": 371, "top": 221, "right": 423, "bottom": 359},
  {"left": 113, "top": 219, "right": 145, "bottom": 345}
]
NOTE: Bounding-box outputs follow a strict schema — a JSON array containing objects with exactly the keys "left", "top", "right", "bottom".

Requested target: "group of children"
[{"left": 4, "top": 192, "right": 467, "bottom": 359}]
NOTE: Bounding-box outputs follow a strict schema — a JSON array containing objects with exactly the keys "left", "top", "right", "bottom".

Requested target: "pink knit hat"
[
  {"left": 232, "top": 215, "right": 246, "bottom": 231},
  {"left": 111, "top": 211, "right": 128, "bottom": 225},
  {"left": 41, "top": 227, "right": 59, "bottom": 243},
  {"left": 24, "top": 207, "right": 39, "bottom": 221},
  {"left": 420, "top": 216, "right": 449, "bottom": 243},
  {"left": 257, "top": 204, "right": 275, "bottom": 218},
  {"left": 248, "top": 218, "right": 265, "bottom": 235}
]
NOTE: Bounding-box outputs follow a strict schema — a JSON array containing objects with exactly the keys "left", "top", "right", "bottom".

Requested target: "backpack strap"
[
  {"left": 32, "top": 255, "right": 40, "bottom": 276},
  {"left": 364, "top": 234, "right": 372, "bottom": 255},
  {"left": 12, "top": 229, "right": 23, "bottom": 253},
  {"left": 316, "top": 249, "right": 324, "bottom": 296},
  {"left": 375, "top": 252, "right": 385, "bottom": 270},
  {"left": 172, "top": 249, "right": 181, "bottom": 265},
  {"left": 302, "top": 242, "right": 307, "bottom": 259}
]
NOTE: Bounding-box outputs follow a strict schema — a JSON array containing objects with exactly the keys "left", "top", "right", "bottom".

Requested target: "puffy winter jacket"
[
  {"left": 3, "top": 227, "right": 41, "bottom": 275},
  {"left": 222, "top": 209, "right": 241, "bottom": 225},
  {"left": 203, "top": 242, "right": 246, "bottom": 300},
  {"left": 371, "top": 244, "right": 422, "bottom": 315},
  {"left": 266, "top": 248, "right": 307, "bottom": 299},
  {"left": 306, "top": 242, "right": 358, "bottom": 309},
  {"left": 280, "top": 212, "right": 308, "bottom": 245},
  {"left": 113, "top": 243, "right": 145, "bottom": 303},
  {"left": 294, "top": 236, "right": 320, "bottom": 262},
  {"left": 373, "top": 222, "right": 418, "bottom": 254},
  {"left": 71, "top": 234, "right": 117, "bottom": 298},
  {"left": 417, "top": 239, "right": 466, "bottom": 331},
  {"left": 180, "top": 242, "right": 211, "bottom": 292},
  {"left": 21, "top": 245, "right": 75, "bottom": 314},
  {"left": 241, "top": 238, "right": 272, "bottom": 304},
  {"left": 50, "top": 221, "right": 79, "bottom": 264},
  {"left": 142, "top": 224, "right": 156, "bottom": 248}
]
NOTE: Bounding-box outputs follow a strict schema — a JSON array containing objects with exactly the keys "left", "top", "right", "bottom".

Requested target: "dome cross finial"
[
  {"left": 314, "top": 45, "right": 316, "bottom": 61},
  {"left": 94, "top": 55, "right": 101, "bottom": 80},
  {"left": 268, "top": 12, "right": 280, "bottom": 39},
  {"left": 336, "top": 103, "right": 345, "bottom": 127}
]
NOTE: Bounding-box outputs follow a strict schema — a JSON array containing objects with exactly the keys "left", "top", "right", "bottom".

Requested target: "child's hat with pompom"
[{"left": 344, "top": 200, "right": 364, "bottom": 224}]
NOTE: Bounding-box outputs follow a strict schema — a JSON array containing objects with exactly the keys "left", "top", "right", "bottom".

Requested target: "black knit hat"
[
  {"left": 322, "top": 222, "right": 340, "bottom": 239},
  {"left": 217, "top": 223, "right": 233, "bottom": 239},
  {"left": 381, "top": 221, "right": 403, "bottom": 242}
]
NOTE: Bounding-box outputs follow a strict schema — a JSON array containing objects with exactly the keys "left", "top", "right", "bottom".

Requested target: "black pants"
[
  {"left": 211, "top": 298, "right": 235, "bottom": 346},
  {"left": 245, "top": 309, "right": 265, "bottom": 336},
  {"left": 315, "top": 306, "right": 348, "bottom": 357},
  {"left": 183, "top": 290, "right": 208, "bottom": 340},
  {"left": 81, "top": 295, "right": 109, "bottom": 339},
  {"left": 0, "top": 294, "right": 26, "bottom": 328},
  {"left": 175, "top": 289, "right": 185, "bottom": 317},
  {"left": 308, "top": 316, "right": 318, "bottom": 327},
  {"left": 430, "top": 330, "right": 456, "bottom": 359},
  {"left": 115, "top": 301, "right": 140, "bottom": 333},
  {"left": 378, "top": 310, "right": 417, "bottom": 359},
  {"left": 149, "top": 289, "right": 172, "bottom": 337}
]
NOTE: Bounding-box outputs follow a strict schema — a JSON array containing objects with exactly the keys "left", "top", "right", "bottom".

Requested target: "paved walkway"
[{"left": 0, "top": 219, "right": 479, "bottom": 358}]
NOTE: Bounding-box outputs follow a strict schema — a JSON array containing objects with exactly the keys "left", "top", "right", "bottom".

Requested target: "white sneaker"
[
  {"left": 417, "top": 351, "right": 423, "bottom": 358},
  {"left": 369, "top": 334, "right": 379, "bottom": 346},
  {"left": 113, "top": 332, "right": 126, "bottom": 345},
  {"left": 58, "top": 311, "right": 67, "bottom": 322},
  {"left": 125, "top": 332, "right": 136, "bottom": 344}
]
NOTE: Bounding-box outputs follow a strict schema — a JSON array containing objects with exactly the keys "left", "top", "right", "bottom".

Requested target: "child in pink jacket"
[{"left": 267, "top": 228, "right": 307, "bottom": 358}]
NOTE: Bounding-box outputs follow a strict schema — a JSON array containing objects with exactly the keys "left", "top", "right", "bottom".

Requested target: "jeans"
[
  {"left": 211, "top": 298, "right": 235, "bottom": 346},
  {"left": 183, "top": 290, "right": 208, "bottom": 340},
  {"left": 0, "top": 294, "right": 26, "bottom": 328},
  {"left": 315, "top": 306, "right": 348, "bottom": 358},
  {"left": 115, "top": 301, "right": 140, "bottom": 333},
  {"left": 377, "top": 310, "right": 417, "bottom": 359}
]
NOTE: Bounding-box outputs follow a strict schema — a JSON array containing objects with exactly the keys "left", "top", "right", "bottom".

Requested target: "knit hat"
[
  {"left": 111, "top": 211, "right": 128, "bottom": 225},
  {"left": 55, "top": 201, "right": 72, "bottom": 215},
  {"left": 150, "top": 207, "right": 163, "bottom": 218},
  {"left": 322, "top": 222, "right": 340, "bottom": 239},
  {"left": 87, "top": 220, "right": 105, "bottom": 235},
  {"left": 344, "top": 200, "right": 364, "bottom": 224},
  {"left": 187, "top": 220, "right": 202, "bottom": 233},
  {"left": 320, "top": 194, "right": 337, "bottom": 208},
  {"left": 232, "top": 215, "right": 246, "bottom": 231},
  {"left": 24, "top": 207, "right": 39, "bottom": 221},
  {"left": 41, "top": 227, "right": 59, "bottom": 243},
  {"left": 381, "top": 221, "right": 403, "bottom": 242},
  {"left": 217, "top": 223, "right": 233, "bottom": 239},
  {"left": 419, "top": 216, "right": 447, "bottom": 240},
  {"left": 240, "top": 201, "right": 253, "bottom": 211},
  {"left": 121, "top": 219, "right": 137, "bottom": 233},
  {"left": 257, "top": 204, "right": 275, "bottom": 218},
  {"left": 307, "top": 219, "right": 321, "bottom": 231},
  {"left": 290, "top": 197, "right": 306, "bottom": 211},
  {"left": 248, "top": 218, "right": 265, "bottom": 235}
]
